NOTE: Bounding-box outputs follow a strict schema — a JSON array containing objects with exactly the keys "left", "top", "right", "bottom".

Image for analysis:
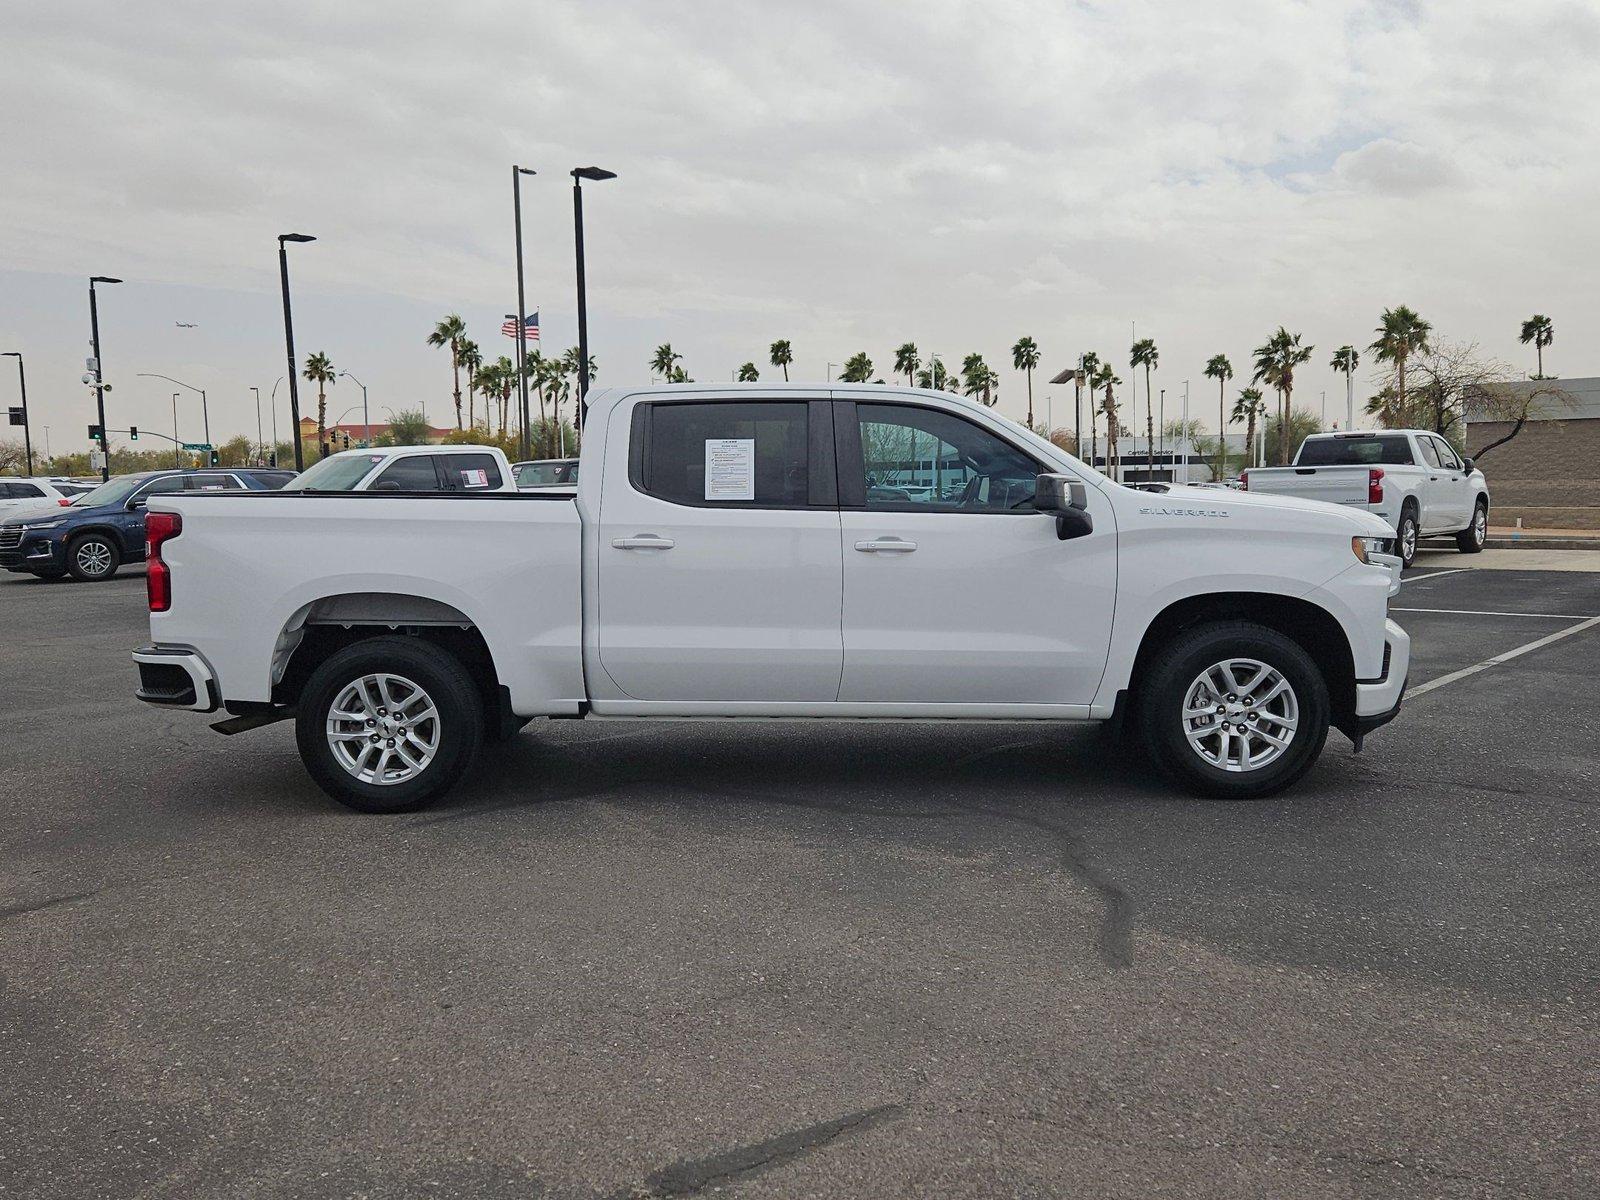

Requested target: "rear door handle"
[
  {"left": 854, "top": 537, "right": 918, "bottom": 553},
  {"left": 611, "top": 535, "right": 675, "bottom": 550}
]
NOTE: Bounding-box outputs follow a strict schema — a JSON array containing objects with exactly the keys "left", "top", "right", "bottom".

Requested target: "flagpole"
[{"left": 513, "top": 165, "right": 535, "bottom": 461}]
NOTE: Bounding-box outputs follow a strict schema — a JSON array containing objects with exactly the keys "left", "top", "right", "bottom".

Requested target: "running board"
[{"left": 211, "top": 707, "right": 296, "bottom": 736}]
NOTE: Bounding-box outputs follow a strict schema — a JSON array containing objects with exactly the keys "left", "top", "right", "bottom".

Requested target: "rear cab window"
[
  {"left": 632, "top": 402, "right": 815, "bottom": 508},
  {"left": 1295, "top": 436, "right": 1416, "bottom": 466}
]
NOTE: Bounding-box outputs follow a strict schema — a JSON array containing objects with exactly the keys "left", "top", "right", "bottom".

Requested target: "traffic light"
[
  {"left": 87, "top": 423, "right": 103, "bottom": 441},
  {"left": 210, "top": 450, "right": 220, "bottom": 466},
  {"left": 129, "top": 425, "right": 139, "bottom": 441},
  {"left": 268, "top": 451, "right": 278, "bottom": 467},
  {"left": 341, "top": 432, "right": 351, "bottom": 450}
]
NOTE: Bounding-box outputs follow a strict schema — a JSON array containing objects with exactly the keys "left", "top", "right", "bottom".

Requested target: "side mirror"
[
  {"left": 1034, "top": 473, "right": 1094, "bottom": 541},
  {"left": 1462, "top": 457, "right": 1475, "bottom": 472},
  {"left": 126, "top": 498, "right": 146, "bottom": 512}
]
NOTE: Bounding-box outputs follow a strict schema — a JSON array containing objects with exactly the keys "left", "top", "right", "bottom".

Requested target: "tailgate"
[{"left": 1248, "top": 466, "right": 1369, "bottom": 506}]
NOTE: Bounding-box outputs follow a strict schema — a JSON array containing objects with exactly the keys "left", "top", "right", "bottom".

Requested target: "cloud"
[{"left": 1332, "top": 138, "right": 1463, "bottom": 196}]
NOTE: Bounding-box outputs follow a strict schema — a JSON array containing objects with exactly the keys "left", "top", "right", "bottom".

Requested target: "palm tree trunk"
[
  {"left": 452, "top": 347, "right": 463, "bottom": 430},
  {"left": 782, "top": 362, "right": 788, "bottom": 382},
  {"left": 1026, "top": 368, "right": 1034, "bottom": 428},
  {"left": 1536, "top": 342, "right": 1544, "bottom": 379},
  {"left": 1144, "top": 366, "right": 1154, "bottom": 479},
  {"left": 1217, "top": 382, "right": 1226, "bottom": 481},
  {"left": 317, "top": 385, "right": 327, "bottom": 460}
]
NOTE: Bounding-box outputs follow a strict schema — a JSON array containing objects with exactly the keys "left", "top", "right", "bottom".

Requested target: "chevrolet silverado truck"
[
  {"left": 132, "top": 384, "right": 1408, "bottom": 812},
  {"left": 1241, "top": 430, "right": 1489, "bottom": 567}
]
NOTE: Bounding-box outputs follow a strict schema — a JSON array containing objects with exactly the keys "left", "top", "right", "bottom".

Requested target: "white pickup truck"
[
  {"left": 1241, "top": 430, "right": 1490, "bottom": 567},
  {"left": 284, "top": 444, "right": 516, "bottom": 493},
  {"left": 132, "top": 384, "right": 1408, "bottom": 812}
]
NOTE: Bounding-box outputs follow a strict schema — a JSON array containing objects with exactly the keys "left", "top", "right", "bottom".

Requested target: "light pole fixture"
[
  {"left": 137, "top": 373, "right": 210, "bottom": 455},
  {"left": 2, "top": 352, "right": 30, "bottom": 475},
  {"left": 89, "top": 276, "right": 122, "bottom": 481},
  {"left": 570, "top": 166, "right": 616, "bottom": 426},
  {"left": 278, "top": 233, "right": 316, "bottom": 469},
  {"left": 338, "top": 370, "right": 370, "bottom": 446},
  {"left": 512, "top": 165, "right": 536, "bottom": 460}
]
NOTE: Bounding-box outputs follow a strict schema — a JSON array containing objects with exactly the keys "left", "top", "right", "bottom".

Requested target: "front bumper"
[
  {"left": 0, "top": 532, "right": 62, "bottom": 572},
  {"left": 133, "top": 644, "right": 219, "bottom": 713},
  {"left": 1354, "top": 617, "right": 1409, "bottom": 721}
]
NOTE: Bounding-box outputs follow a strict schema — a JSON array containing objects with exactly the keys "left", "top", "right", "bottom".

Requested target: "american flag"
[{"left": 501, "top": 312, "right": 540, "bottom": 342}]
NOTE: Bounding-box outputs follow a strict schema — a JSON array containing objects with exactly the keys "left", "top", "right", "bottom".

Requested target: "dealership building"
[{"left": 1465, "top": 377, "right": 1600, "bottom": 530}]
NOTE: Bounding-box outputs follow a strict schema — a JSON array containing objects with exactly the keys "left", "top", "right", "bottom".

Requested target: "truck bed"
[{"left": 1242, "top": 465, "right": 1374, "bottom": 508}]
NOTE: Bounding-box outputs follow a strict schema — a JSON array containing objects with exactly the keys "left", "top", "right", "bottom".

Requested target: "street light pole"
[
  {"left": 338, "top": 371, "right": 369, "bottom": 446},
  {"left": 513, "top": 165, "right": 536, "bottom": 460},
  {"left": 278, "top": 234, "right": 316, "bottom": 469},
  {"left": 172, "top": 394, "right": 181, "bottom": 467},
  {"left": 251, "top": 386, "right": 263, "bottom": 464},
  {"left": 269, "top": 377, "right": 283, "bottom": 465},
  {"left": 136, "top": 374, "right": 209, "bottom": 457},
  {"left": 89, "top": 276, "right": 122, "bottom": 481},
  {"left": 1, "top": 352, "right": 30, "bottom": 475},
  {"left": 571, "top": 167, "right": 616, "bottom": 427}
]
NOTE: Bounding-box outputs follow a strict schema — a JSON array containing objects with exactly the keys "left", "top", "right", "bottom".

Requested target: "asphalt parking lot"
[{"left": 2, "top": 555, "right": 1596, "bottom": 1199}]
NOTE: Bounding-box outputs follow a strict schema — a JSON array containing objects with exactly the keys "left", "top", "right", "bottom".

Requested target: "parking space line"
[
  {"left": 1394, "top": 607, "right": 1599, "bottom": 620},
  {"left": 1408, "top": 614, "right": 1600, "bottom": 699},
  {"left": 1404, "top": 568, "right": 1473, "bottom": 581}
]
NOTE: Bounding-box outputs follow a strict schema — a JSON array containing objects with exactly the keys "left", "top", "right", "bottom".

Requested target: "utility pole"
[
  {"left": 172, "top": 393, "right": 181, "bottom": 468},
  {"left": 88, "top": 276, "right": 122, "bottom": 481},
  {"left": 277, "top": 234, "right": 316, "bottom": 469},
  {"left": 1, "top": 352, "right": 30, "bottom": 475}
]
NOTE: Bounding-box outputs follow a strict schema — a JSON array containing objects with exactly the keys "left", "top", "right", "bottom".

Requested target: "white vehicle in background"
[
  {"left": 283, "top": 445, "right": 516, "bottom": 493},
  {"left": 1241, "top": 430, "right": 1490, "bottom": 567},
  {"left": 512, "top": 458, "right": 580, "bottom": 489},
  {"left": 0, "top": 477, "right": 90, "bottom": 518},
  {"left": 133, "top": 384, "right": 1409, "bottom": 814}
]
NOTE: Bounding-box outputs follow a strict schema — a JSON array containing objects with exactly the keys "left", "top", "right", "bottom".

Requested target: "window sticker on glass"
[
  {"left": 704, "top": 438, "right": 755, "bottom": 500},
  {"left": 460, "top": 468, "right": 489, "bottom": 489}
]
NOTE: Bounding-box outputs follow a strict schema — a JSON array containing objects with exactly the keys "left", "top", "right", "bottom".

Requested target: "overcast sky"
[{"left": 3, "top": 0, "right": 1597, "bottom": 454}]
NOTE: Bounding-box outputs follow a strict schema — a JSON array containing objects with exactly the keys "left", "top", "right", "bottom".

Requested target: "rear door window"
[
  {"left": 371, "top": 455, "right": 442, "bottom": 491},
  {"left": 635, "top": 402, "right": 810, "bottom": 507},
  {"left": 441, "top": 454, "right": 503, "bottom": 490}
]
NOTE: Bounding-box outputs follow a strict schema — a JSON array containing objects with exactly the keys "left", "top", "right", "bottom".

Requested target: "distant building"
[
  {"left": 296, "top": 417, "right": 454, "bottom": 448},
  {"left": 1465, "top": 377, "right": 1600, "bottom": 529}
]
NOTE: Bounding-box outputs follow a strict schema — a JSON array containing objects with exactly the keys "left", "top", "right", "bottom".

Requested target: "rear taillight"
[
  {"left": 58, "top": 498, "right": 72, "bottom": 506},
  {"left": 1239, "top": 471, "right": 1248, "bottom": 491},
  {"left": 145, "top": 511, "right": 182, "bottom": 613},
  {"left": 1368, "top": 467, "right": 1385, "bottom": 506}
]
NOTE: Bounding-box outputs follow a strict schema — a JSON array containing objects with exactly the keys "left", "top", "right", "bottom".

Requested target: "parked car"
[
  {"left": 0, "top": 468, "right": 294, "bottom": 582},
  {"left": 1240, "top": 430, "right": 1489, "bottom": 567},
  {"left": 285, "top": 445, "right": 515, "bottom": 493},
  {"left": 0, "top": 477, "right": 90, "bottom": 519},
  {"left": 133, "top": 384, "right": 1407, "bottom": 812},
  {"left": 512, "top": 458, "right": 579, "bottom": 489}
]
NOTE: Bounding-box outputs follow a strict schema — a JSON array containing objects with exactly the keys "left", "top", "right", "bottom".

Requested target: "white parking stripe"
[
  {"left": 1404, "top": 568, "right": 1473, "bottom": 581},
  {"left": 1408, "top": 614, "right": 1600, "bottom": 698},
  {"left": 1394, "top": 607, "right": 1599, "bottom": 620}
]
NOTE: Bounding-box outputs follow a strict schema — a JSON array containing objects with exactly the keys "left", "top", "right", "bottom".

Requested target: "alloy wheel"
[
  {"left": 1181, "top": 658, "right": 1299, "bottom": 773},
  {"left": 326, "top": 673, "right": 442, "bottom": 786}
]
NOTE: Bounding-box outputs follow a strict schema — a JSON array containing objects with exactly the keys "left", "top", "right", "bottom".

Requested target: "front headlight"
[
  {"left": 22, "top": 520, "right": 66, "bottom": 531},
  {"left": 1352, "top": 535, "right": 1391, "bottom": 563}
]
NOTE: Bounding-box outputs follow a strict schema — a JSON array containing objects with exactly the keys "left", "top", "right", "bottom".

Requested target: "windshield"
[
  {"left": 515, "top": 460, "right": 578, "bottom": 486},
  {"left": 1296, "top": 436, "right": 1415, "bottom": 466},
  {"left": 282, "top": 455, "right": 384, "bottom": 491},
  {"left": 66, "top": 475, "right": 149, "bottom": 508}
]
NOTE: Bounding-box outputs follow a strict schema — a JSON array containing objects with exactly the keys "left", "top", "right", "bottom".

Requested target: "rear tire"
[
  {"left": 66, "top": 533, "right": 121, "bottom": 582},
  {"left": 296, "top": 636, "right": 484, "bottom": 814},
  {"left": 1456, "top": 500, "right": 1487, "bottom": 553},
  {"left": 1395, "top": 505, "right": 1419, "bottom": 569},
  {"left": 1138, "top": 621, "right": 1330, "bottom": 800}
]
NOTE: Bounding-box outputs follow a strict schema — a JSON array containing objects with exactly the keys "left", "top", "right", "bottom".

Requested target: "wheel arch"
[
  {"left": 1127, "top": 592, "right": 1357, "bottom": 737},
  {"left": 269, "top": 591, "right": 509, "bottom": 725}
]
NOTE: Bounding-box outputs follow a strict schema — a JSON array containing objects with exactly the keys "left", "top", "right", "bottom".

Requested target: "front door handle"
[
  {"left": 611, "top": 535, "right": 675, "bottom": 550},
  {"left": 854, "top": 537, "right": 918, "bottom": 553}
]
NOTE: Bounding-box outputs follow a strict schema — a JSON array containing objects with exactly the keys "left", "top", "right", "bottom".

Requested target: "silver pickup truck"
[{"left": 1242, "top": 430, "right": 1489, "bottom": 567}]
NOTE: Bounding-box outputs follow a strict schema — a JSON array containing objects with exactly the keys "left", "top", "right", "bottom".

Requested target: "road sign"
[
  {"left": 7, "top": 407, "right": 22, "bottom": 427},
  {"left": 181, "top": 442, "right": 213, "bottom": 452}
]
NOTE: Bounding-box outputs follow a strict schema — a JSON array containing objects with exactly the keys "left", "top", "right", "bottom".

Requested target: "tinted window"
[
  {"left": 440, "top": 454, "right": 503, "bottom": 490},
  {"left": 371, "top": 456, "right": 441, "bottom": 491},
  {"left": 1295, "top": 436, "right": 1416, "bottom": 466},
  {"left": 8, "top": 483, "right": 45, "bottom": 498},
  {"left": 515, "top": 460, "right": 578, "bottom": 487},
  {"left": 186, "top": 474, "right": 237, "bottom": 491},
  {"left": 639, "top": 402, "right": 808, "bottom": 507},
  {"left": 857, "top": 404, "right": 1039, "bottom": 512},
  {"left": 251, "top": 471, "right": 295, "bottom": 491},
  {"left": 1431, "top": 437, "right": 1462, "bottom": 470},
  {"left": 132, "top": 476, "right": 189, "bottom": 504},
  {"left": 1417, "top": 438, "right": 1442, "bottom": 469}
]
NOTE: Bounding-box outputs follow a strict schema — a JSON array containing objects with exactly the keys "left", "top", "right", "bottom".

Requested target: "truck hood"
[{"left": 1138, "top": 484, "right": 1395, "bottom": 538}]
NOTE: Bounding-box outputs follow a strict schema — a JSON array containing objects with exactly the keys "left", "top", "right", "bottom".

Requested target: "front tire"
[
  {"left": 1456, "top": 500, "right": 1487, "bottom": 553},
  {"left": 1395, "top": 505, "right": 1419, "bottom": 569},
  {"left": 1139, "top": 621, "right": 1330, "bottom": 800},
  {"left": 66, "top": 533, "right": 121, "bottom": 581},
  {"left": 296, "top": 637, "right": 484, "bottom": 813}
]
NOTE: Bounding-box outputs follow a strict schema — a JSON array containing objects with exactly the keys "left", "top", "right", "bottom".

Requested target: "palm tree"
[
  {"left": 458, "top": 338, "right": 483, "bottom": 429},
  {"left": 668, "top": 365, "right": 691, "bottom": 384},
  {"left": 1369, "top": 306, "right": 1431, "bottom": 426},
  {"left": 1095, "top": 365, "right": 1123, "bottom": 477},
  {"left": 492, "top": 356, "right": 516, "bottom": 435},
  {"left": 840, "top": 352, "right": 874, "bottom": 382},
  {"left": 769, "top": 339, "right": 792, "bottom": 382},
  {"left": 1330, "top": 345, "right": 1359, "bottom": 430},
  {"left": 470, "top": 361, "right": 501, "bottom": 433},
  {"left": 1231, "top": 387, "right": 1267, "bottom": 471},
  {"left": 737, "top": 362, "right": 759, "bottom": 382},
  {"left": 1203, "top": 354, "right": 1233, "bottom": 480},
  {"left": 303, "top": 351, "right": 336, "bottom": 458},
  {"left": 894, "top": 342, "right": 920, "bottom": 387},
  {"left": 1012, "top": 335, "right": 1041, "bottom": 428},
  {"left": 961, "top": 353, "right": 997, "bottom": 407},
  {"left": 1519, "top": 314, "right": 1554, "bottom": 378},
  {"left": 1080, "top": 351, "right": 1102, "bottom": 463},
  {"left": 1130, "top": 338, "right": 1159, "bottom": 475},
  {"left": 651, "top": 343, "right": 680, "bottom": 382},
  {"left": 1252, "top": 327, "right": 1314, "bottom": 464},
  {"left": 524, "top": 349, "right": 551, "bottom": 431},
  {"left": 426, "top": 314, "right": 468, "bottom": 430}
]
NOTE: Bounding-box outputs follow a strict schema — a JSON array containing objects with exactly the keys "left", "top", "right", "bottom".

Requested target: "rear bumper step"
[{"left": 133, "top": 645, "right": 219, "bottom": 713}]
